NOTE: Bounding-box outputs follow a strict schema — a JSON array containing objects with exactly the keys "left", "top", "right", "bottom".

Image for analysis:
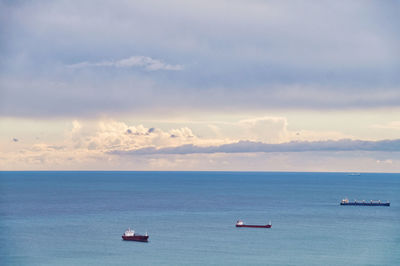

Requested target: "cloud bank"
[
  {"left": 1, "top": 118, "right": 400, "bottom": 171},
  {"left": 109, "top": 139, "right": 400, "bottom": 155}
]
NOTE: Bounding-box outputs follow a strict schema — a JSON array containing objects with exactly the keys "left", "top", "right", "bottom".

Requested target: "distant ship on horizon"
[{"left": 340, "top": 198, "right": 390, "bottom": 206}]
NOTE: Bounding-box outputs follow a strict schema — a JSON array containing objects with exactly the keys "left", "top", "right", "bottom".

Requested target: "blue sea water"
[{"left": 0, "top": 171, "right": 399, "bottom": 266}]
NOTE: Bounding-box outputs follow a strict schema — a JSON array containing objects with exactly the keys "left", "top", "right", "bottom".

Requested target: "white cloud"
[
  {"left": 68, "top": 56, "right": 183, "bottom": 71},
  {"left": 289, "top": 129, "right": 351, "bottom": 142},
  {"left": 371, "top": 121, "right": 400, "bottom": 130},
  {"left": 206, "top": 116, "right": 351, "bottom": 144},
  {"left": 62, "top": 120, "right": 223, "bottom": 154},
  {"left": 376, "top": 159, "right": 393, "bottom": 164},
  {"left": 238, "top": 117, "right": 289, "bottom": 143}
]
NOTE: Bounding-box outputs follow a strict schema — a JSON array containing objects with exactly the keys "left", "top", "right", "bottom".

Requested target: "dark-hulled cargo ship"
[
  {"left": 236, "top": 220, "right": 272, "bottom": 228},
  {"left": 340, "top": 198, "right": 390, "bottom": 206},
  {"left": 122, "top": 228, "right": 149, "bottom": 242}
]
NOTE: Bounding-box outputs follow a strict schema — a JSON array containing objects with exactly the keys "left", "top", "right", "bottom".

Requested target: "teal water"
[{"left": 1, "top": 171, "right": 399, "bottom": 265}]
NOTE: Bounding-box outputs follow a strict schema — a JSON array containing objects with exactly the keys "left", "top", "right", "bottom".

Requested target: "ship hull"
[
  {"left": 340, "top": 202, "right": 390, "bottom": 206},
  {"left": 122, "top": 235, "right": 149, "bottom": 242},
  {"left": 236, "top": 224, "right": 271, "bottom": 228}
]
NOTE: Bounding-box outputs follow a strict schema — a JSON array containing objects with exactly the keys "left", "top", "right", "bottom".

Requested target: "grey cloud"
[
  {"left": 1, "top": 0, "right": 399, "bottom": 117},
  {"left": 126, "top": 127, "right": 155, "bottom": 136},
  {"left": 47, "top": 145, "right": 65, "bottom": 150},
  {"left": 2, "top": 76, "right": 400, "bottom": 118},
  {"left": 109, "top": 139, "right": 400, "bottom": 155},
  {"left": 87, "top": 142, "right": 97, "bottom": 150}
]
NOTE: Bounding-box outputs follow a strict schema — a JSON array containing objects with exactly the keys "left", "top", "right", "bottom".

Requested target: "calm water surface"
[{"left": 1, "top": 171, "right": 399, "bottom": 265}]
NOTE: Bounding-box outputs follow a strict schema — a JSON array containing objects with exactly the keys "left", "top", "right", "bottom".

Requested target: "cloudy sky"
[{"left": 1, "top": 0, "right": 399, "bottom": 171}]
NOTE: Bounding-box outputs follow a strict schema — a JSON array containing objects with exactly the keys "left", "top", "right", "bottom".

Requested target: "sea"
[{"left": 0, "top": 171, "right": 399, "bottom": 266}]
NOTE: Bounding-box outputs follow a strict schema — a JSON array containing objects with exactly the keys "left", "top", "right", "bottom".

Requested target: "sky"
[{"left": 1, "top": 0, "right": 400, "bottom": 171}]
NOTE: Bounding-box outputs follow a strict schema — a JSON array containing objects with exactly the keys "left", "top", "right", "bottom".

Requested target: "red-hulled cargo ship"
[
  {"left": 236, "top": 220, "right": 272, "bottom": 228},
  {"left": 122, "top": 228, "right": 149, "bottom": 242}
]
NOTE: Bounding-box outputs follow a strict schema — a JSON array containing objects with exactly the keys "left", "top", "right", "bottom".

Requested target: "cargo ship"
[
  {"left": 340, "top": 198, "right": 390, "bottom": 206},
  {"left": 236, "top": 220, "right": 272, "bottom": 228},
  {"left": 122, "top": 228, "right": 149, "bottom": 242}
]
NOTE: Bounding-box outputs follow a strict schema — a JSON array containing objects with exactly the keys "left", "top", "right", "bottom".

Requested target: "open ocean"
[{"left": 1, "top": 171, "right": 399, "bottom": 265}]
